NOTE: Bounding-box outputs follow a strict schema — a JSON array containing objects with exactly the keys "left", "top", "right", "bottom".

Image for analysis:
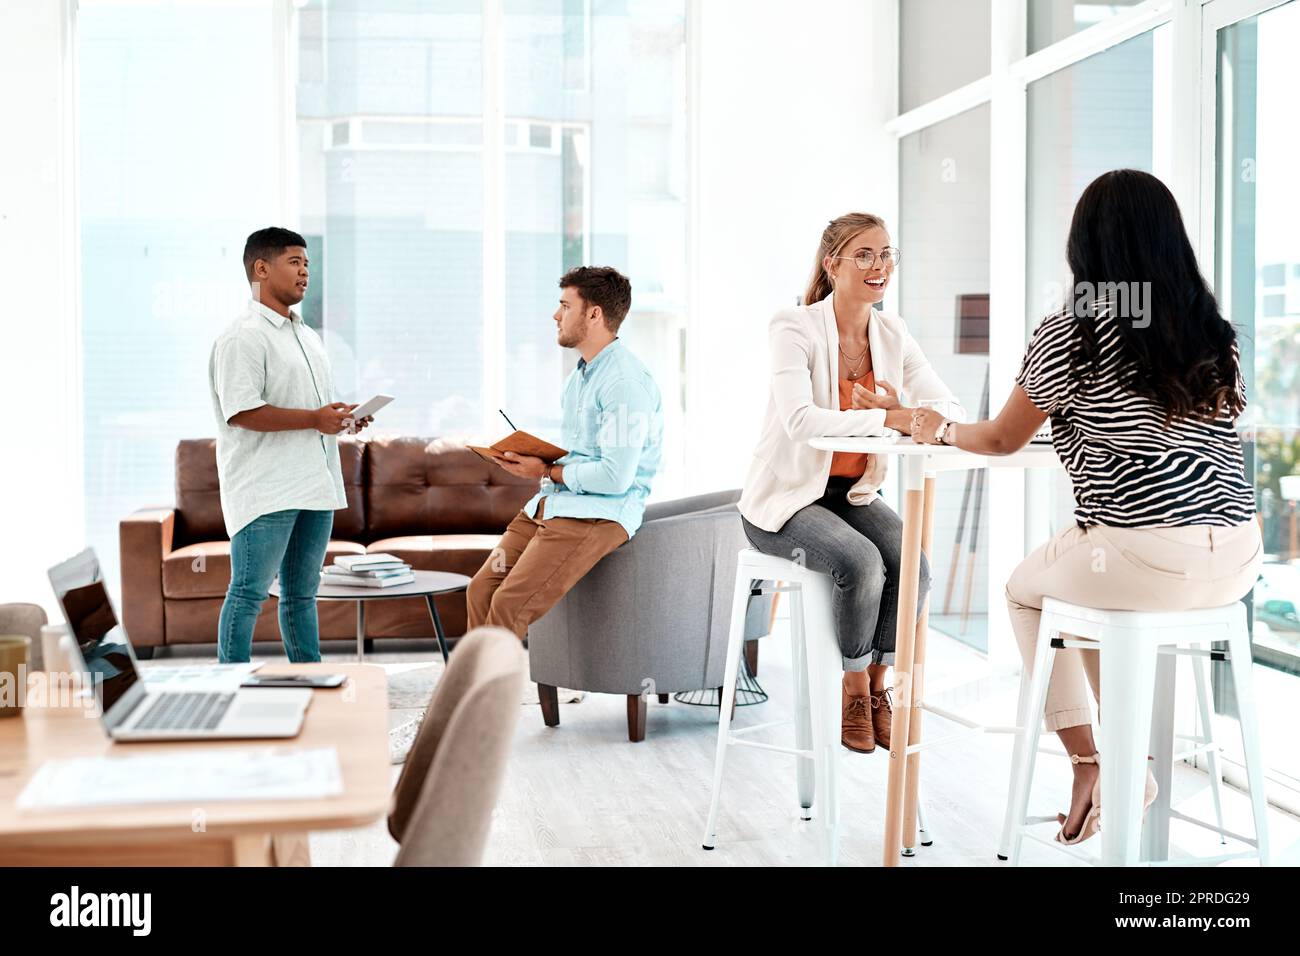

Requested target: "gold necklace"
[{"left": 839, "top": 342, "right": 869, "bottom": 379}]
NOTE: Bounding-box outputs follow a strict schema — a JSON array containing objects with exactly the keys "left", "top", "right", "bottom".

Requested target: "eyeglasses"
[{"left": 829, "top": 247, "right": 902, "bottom": 270}]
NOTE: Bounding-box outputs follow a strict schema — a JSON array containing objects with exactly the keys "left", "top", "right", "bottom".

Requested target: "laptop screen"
[{"left": 48, "top": 549, "right": 141, "bottom": 716}]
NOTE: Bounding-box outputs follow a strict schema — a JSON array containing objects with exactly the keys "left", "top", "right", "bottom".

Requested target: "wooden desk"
[
  {"left": 808, "top": 437, "right": 1059, "bottom": 866},
  {"left": 0, "top": 663, "right": 390, "bottom": 866}
]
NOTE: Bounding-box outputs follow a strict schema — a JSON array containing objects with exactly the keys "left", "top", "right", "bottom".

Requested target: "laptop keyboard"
[{"left": 134, "top": 692, "right": 235, "bottom": 732}]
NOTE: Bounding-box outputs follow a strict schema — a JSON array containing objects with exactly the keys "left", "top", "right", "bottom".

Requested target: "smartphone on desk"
[{"left": 241, "top": 673, "right": 346, "bottom": 689}]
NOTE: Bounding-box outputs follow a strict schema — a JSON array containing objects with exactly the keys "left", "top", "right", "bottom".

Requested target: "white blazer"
[{"left": 738, "top": 293, "right": 964, "bottom": 533}]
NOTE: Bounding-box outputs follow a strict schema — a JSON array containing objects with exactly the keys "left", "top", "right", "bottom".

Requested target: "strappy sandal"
[
  {"left": 1055, "top": 753, "right": 1159, "bottom": 845},
  {"left": 1056, "top": 752, "right": 1102, "bottom": 845}
]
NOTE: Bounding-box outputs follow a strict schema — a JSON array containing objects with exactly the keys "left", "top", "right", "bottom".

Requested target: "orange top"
[{"left": 830, "top": 370, "right": 875, "bottom": 479}]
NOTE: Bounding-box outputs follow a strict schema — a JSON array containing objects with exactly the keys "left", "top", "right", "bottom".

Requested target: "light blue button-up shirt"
[{"left": 524, "top": 338, "right": 663, "bottom": 538}]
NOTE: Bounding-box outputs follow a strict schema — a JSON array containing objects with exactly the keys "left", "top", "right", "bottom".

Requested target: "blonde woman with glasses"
[{"left": 739, "top": 213, "right": 964, "bottom": 754}]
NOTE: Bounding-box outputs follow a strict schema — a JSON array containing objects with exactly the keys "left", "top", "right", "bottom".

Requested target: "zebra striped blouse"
[{"left": 1015, "top": 310, "right": 1256, "bottom": 528}]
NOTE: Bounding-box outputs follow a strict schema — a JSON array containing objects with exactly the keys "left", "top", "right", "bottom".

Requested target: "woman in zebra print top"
[{"left": 911, "top": 169, "right": 1262, "bottom": 845}]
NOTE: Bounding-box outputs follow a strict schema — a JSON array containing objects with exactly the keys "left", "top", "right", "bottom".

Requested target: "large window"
[
  {"left": 77, "top": 0, "right": 689, "bottom": 598},
  {"left": 899, "top": 0, "right": 991, "bottom": 111},
  {"left": 899, "top": 104, "right": 991, "bottom": 651},
  {"left": 79, "top": 0, "right": 280, "bottom": 595},
  {"left": 1028, "top": 0, "right": 1148, "bottom": 52},
  {"left": 499, "top": 0, "right": 687, "bottom": 487},
  {"left": 896, "top": 0, "right": 1300, "bottom": 804},
  {"left": 1214, "top": 0, "right": 1300, "bottom": 784},
  {"left": 296, "top": 1, "right": 486, "bottom": 437},
  {"left": 1024, "top": 27, "right": 1169, "bottom": 542}
]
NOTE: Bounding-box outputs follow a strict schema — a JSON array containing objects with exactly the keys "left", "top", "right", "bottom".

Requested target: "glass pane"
[
  {"left": 900, "top": 103, "right": 991, "bottom": 652},
  {"left": 1217, "top": 1, "right": 1300, "bottom": 682},
  {"left": 79, "top": 1, "right": 279, "bottom": 597},
  {"left": 297, "top": 0, "right": 484, "bottom": 438},
  {"left": 503, "top": 0, "right": 687, "bottom": 496},
  {"left": 1024, "top": 29, "right": 1166, "bottom": 542},
  {"left": 1029, "top": 0, "right": 1147, "bottom": 53},
  {"left": 900, "top": 0, "right": 991, "bottom": 112}
]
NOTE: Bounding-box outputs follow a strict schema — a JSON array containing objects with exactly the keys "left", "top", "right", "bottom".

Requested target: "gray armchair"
[
  {"left": 0, "top": 603, "right": 48, "bottom": 671},
  {"left": 526, "top": 489, "right": 773, "bottom": 741}
]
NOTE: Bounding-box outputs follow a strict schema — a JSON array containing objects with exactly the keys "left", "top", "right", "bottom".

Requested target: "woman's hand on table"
[
  {"left": 884, "top": 408, "right": 914, "bottom": 434},
  {"left": 910, "top": 408, "right": 947, "bottom": 444}
]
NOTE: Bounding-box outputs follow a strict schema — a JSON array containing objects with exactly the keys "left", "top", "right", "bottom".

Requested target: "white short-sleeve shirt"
[{"left": 208, "top": 300, "right": 347, "bottom": 538}]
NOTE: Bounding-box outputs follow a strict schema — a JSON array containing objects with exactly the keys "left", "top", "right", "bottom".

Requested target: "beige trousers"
[
  {"left": 465, "top": 500, "right": 628, "bottom": 640},
  {"left": 1005, "top": 519, "right": 1262, "bottom": 732}
]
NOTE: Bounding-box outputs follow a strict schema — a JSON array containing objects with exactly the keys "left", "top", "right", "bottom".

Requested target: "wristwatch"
[{"left": 934, "top": 420, "right": 954, "bottom": 445}]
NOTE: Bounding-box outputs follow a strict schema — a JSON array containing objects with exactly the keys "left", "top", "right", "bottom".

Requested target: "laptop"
[{"left": 48, "top": 548, "right": 312, "bottom": 741}]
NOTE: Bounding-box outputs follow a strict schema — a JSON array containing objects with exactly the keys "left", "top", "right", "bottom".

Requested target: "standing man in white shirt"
[{"left": 208, "top": 227, "right": 371, "bottom": 663}]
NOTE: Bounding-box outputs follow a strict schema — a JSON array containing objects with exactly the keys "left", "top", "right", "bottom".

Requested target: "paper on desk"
[
  {"left": 140, "top": 661, "right": 264, "bottom": 691},
  {"left": 17, "top": 746, "right": 343, "bottom": 809}
]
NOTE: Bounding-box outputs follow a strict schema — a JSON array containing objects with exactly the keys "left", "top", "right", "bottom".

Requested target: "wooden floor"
[{"left": 299, "top": 614, "right": 1300, "bottom": 867}]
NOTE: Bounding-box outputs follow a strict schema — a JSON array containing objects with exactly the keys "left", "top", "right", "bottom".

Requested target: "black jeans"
[{"left": 741, "top": 477, "right": 930, "bottom": 668}]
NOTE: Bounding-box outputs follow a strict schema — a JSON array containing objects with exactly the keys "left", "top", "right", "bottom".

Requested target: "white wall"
[
  {"left": 0, "top": 0, "right": 84, "bottom": 618},
  {"left": 686, "top": 0, "right": 899, "bottom": 494}
]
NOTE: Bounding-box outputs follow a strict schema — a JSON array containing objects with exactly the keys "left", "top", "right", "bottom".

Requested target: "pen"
[{"left": 499, "top": 409, "right": 518, "bottom": 431}]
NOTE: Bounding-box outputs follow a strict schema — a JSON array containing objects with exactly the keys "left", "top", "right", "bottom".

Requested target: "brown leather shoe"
[
  {"left": 841, "top": 683, "right": 875, "bottom": 753},
  {"left": 870, "top": 688, "right": 893, "bottom": 750}
]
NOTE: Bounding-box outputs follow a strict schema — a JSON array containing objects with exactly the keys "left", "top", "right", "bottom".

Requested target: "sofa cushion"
[
  {"left": 161, "top": 596, "right": 359, "bottom": 646},
  {"left": 365, "top": 437, "right": 537, "bottom": 538},
  {"left": 173, "top": 438, "right": 367, "bottom": 546},
  {"left": 163, "top": 539, "right": 366, "bottom": 599},
  {"left": 367, "top": 534, "right": 502, "bottom": 579}
]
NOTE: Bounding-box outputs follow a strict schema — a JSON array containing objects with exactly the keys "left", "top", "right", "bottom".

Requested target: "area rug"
[{"left": 386, "top": 664, "right": 584, "bottom": 764}]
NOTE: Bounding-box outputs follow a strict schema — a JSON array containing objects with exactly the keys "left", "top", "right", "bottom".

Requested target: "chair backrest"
[{"left": 389, "top": 626, "right": 526, "bottom": 866}]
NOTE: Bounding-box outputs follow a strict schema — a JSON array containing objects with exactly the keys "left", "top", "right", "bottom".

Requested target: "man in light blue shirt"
[{"left": 467, "top": 266, "right": 663, "bottom": 639}]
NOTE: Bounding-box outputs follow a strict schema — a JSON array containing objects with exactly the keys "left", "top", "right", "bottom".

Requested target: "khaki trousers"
[
  {"left": 1005, "top": 519, "right": 1262, "bottom": 732},
  {"left": 466, "top": 500, "right": 629, "bottom": 639}
]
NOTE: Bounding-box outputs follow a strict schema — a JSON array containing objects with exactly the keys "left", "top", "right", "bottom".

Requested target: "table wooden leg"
[
  {"left": 271, "top": 832, "right": 313, "bottom": 867},
  {"left": 883, "top": 457, "right": 927, "bottom": 866},
  {"left": 903, "top": 475, "right": 936, "bottom": 855},
  {"left": 231, "top": 834, "right": 274, "bottom": 866}
]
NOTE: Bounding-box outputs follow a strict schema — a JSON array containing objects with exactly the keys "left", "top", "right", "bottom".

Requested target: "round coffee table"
[{"left": 270, "top": 570, "right": 471, "bottom": 663}]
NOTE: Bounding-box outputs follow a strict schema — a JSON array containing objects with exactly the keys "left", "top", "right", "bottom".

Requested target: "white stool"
[
  {"left": 1001, "top": 597, "right": 1270, "bottom": 866},
  {"left": 995, "top": 624, "right": 1232, "bottom": 861},
  {"left": 701, "top": 549, "right": 932, "bottom": 865}
]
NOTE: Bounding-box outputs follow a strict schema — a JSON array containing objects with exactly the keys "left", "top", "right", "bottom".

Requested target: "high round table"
[
  {"left": 271, "top": 569, "right": 471, "bottom": 663},
  {"left": 807, "top": 435, "right": 1059, "bottom": 865}
]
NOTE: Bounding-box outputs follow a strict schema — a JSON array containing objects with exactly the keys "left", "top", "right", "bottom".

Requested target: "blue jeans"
[
  {"left": 741, "top": 477, "right": 930, "bottom": 669},
  {"left": 218, "top": 509, "right": 334, "bottom": 663}
]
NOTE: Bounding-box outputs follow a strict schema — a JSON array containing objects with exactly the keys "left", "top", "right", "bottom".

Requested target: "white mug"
[{"left": 39, "top": 623, "right": 71, "bottom": 675}]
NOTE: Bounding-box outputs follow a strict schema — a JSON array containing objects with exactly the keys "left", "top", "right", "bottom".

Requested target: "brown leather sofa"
[{"left": 120, "top": 436, "right": 536, "bottom": 657}]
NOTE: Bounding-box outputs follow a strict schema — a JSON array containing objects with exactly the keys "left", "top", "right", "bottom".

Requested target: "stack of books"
[{"left": 321, "top": 553, "right": 415, "bottom": 588}]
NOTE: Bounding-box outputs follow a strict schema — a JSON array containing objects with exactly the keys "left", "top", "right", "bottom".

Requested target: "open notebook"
[{"left": 467, "top": 430, "right": 568, "bottom": 465}]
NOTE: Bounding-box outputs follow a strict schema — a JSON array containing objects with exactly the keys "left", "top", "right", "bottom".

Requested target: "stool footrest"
[
  {"left": 729, "top": 719, "right": 792, "bottom": 737},
  {"left": 1167, "top": 808, "right": 1253, "bottom": 847},
  {"left": 917, "top": 701, "right": 983, "bottom": 730},
  {"left": 1171, "top": 744, "right": 1217, "bottom": 762},
  {"left": 1158, "top": 646, "right": 1229, "bottom": 661},
  {"left": 1051, "top": 636, "right": 1100, "bottom": 650},
  {"left": 905, "top": 726, "right": 986, "bottom": 756},
  {"left": 729, "top": 738, "right": 812, "bottom": 759}
]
